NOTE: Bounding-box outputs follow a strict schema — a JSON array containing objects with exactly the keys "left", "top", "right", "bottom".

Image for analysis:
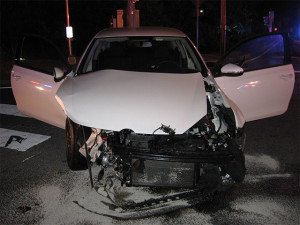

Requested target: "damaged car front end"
[
  {"left": 77, "top": 91, "right": 246, "bottom": 189},
  {"left": 55, "top": 27, "right": 247, "bottom": 189}
]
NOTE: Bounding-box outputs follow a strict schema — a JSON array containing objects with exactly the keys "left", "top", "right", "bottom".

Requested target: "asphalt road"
[{"left": 0, "top": 72, "right": 299, "bottom": 224}]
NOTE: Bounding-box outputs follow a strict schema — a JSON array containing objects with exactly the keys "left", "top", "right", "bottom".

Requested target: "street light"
[
  {"left": 66, "top": 26, "right": 73, "bottom": 38},
  {"left": 65, "top": 0, "right": 76, "bottom": 65}
]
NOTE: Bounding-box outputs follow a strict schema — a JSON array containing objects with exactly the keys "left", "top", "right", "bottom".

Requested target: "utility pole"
[
  {"left": 220, "top": 0, "right": 226, "bottom": 54},
  {"left": 66, "top": 0, "right": 72, "bottom": 56},
  {"left": 65, "top": 0, "right": 75, "bottom": 64}
]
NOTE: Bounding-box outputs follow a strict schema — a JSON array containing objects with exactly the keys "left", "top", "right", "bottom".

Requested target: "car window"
[
  {"left": 222, "top": 34, "right": 285, "bottom": 71},
  {"left": 80, "top": 36, "right": 202, "bottom": 74},
  {"left": 17, "top": 35, "right": 70, "bottom": 75}
]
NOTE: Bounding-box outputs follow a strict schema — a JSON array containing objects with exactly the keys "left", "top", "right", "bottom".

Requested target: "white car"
[{"left": 11, "top": 27, "right": 294, "bottom": 188}]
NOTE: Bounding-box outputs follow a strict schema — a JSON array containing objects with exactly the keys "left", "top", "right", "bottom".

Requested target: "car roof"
[{"left": 94, "top": 27, "right": 187, "bottom": 38}]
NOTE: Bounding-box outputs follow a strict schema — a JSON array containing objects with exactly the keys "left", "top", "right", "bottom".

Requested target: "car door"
[
  {"left": 11, "top": 34, "right": 71, "bottom": 129},
  {"left": 214, "top": 33, "right": 295, "bottom": 122}
]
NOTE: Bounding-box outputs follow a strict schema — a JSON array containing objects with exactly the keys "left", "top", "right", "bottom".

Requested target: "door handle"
[
  {"left": 280, "top": 74, "right": 293, "bottom": 80},
  {"left": 12, "top": 74, "right": 21, "bottom": 80}
]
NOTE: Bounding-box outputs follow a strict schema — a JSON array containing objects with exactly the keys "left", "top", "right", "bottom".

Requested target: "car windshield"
[{"left": 80, "top": 36, "right": 202, "bottom": 74}]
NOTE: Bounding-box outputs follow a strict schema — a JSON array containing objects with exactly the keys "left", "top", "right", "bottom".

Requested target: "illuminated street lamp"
[
  {"left": 66, "top": 26, "right": 73, "bottom": 38},
  {"left": 65, "top": 0, "right": 76, "bottom": 64}
]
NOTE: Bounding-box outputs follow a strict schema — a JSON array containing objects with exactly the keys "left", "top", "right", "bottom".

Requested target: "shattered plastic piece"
[{"left": 79, "top": 128, "right": 102, "bottom": 161}]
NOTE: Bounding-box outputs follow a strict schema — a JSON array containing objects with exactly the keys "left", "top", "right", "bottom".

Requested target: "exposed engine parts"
[{"left": 79, "top": 79, "right": 246, "bottom": 190}]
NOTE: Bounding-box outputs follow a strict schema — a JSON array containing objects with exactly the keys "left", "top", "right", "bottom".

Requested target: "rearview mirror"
[{"left": 221, "top": 63, "right": 244, "bottom": 76}]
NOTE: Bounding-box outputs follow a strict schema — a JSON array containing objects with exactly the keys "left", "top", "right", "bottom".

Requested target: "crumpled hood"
[{"left": 56, "top": 69, "right": 207, "bottom": 134}]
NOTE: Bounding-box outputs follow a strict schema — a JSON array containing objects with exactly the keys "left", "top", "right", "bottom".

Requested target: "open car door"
[
  {"left": 214, "top": 33, "right": 295, "bottom": 121},
  {"left": 11, "top": 34, "right": 71, "bottom": 129}
]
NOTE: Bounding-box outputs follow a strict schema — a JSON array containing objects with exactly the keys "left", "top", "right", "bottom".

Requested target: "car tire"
[{"left": 65, "top": 117, "right": 88, "bottom": 170}]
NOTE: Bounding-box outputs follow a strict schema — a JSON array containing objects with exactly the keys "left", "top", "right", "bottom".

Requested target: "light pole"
[{"left": 65, "top": 0, "right": 75, "bottom": 64}]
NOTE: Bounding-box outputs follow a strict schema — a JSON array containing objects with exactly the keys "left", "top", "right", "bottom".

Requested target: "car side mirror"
[
  {"left": 220, "top": 63, "right": 244, "bottom": 76},
  {"left": 53, "top": 67, "right": 73, "bottom": 82}
]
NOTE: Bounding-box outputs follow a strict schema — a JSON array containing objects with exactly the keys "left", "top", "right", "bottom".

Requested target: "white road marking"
[
  {"left": 22, "top": 153, "right": 40, "bottom": 162},
  {"left": 0, "top": 128, "right": 50, "bottom": 152},
  {"left": 0, "top": 104, "right": 29, "bottom": 117}
]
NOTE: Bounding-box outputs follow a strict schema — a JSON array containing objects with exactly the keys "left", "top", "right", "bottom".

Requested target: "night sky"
[{"left": 0, "top": 0, "right": 299, "bottom": 59}]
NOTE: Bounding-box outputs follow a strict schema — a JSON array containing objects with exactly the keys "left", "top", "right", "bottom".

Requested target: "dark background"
[{"left": 0, "top": 0, "right": 299, "bottom": 59}]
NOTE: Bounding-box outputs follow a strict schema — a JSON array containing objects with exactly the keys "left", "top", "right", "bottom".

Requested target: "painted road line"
[
  {"left": 0, "top": 104, "right": 29, "bottom": 117},
  {"left": 22, "top": 153, "right": 40, "bottom": 163},
  {"left": 0, "top": 128, "right": 50, "bottom": 152}
]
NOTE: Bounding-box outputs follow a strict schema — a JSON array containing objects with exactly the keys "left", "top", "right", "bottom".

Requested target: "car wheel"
[{"left": 65, "top": 117, "right": 88, "bottom": 170}]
